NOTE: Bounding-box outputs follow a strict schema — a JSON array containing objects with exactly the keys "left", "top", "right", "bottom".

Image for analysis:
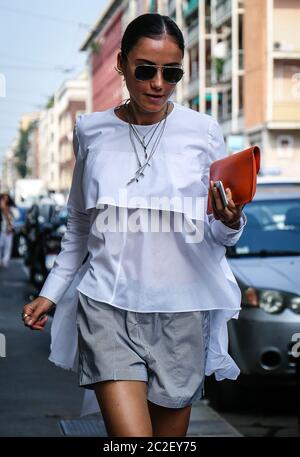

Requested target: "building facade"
[
  {"left": 244, "top": 0, "right": 300, "bottom": 176},
  {"left": 80, "top": 0, "right": 300, "bottom": 177},
  {"left": 55, "top": 71, "right": 88, "bottom": 194},
  {"left": 38, "top": 107, "right": 59, "bottom": 192}
]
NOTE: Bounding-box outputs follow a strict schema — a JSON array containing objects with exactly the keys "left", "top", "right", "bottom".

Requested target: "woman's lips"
[{"left": 145, "top": 94, "right": 165, "bottom": 104}]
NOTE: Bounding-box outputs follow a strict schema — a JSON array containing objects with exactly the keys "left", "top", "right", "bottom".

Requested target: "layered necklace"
[{"left": 123, "top": 99, "right": 170, "bottom": 185}]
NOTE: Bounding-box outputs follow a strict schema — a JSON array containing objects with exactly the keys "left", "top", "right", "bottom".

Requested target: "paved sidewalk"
[{"left": 59, "top": 399, "right": 242, "bottom": 437}]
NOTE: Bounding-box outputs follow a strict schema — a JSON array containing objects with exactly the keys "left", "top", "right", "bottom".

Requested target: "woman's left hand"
[{"left": 209, "top": 180, "right": 244, "bottom": 230}]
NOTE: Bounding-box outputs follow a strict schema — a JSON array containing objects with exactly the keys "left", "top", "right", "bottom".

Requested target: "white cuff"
[
  {"left": 211, "top": 211, "right": 247, "bottom": 246},
  {"left": 39, "top": 272, "right": 70, "bottom": 305},
  {"left": 218, "top": 211, "right": 247, "bottom": 234}
]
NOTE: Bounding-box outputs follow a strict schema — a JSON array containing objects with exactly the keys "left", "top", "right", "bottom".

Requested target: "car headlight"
[
  {"left": 260, "top": 290, "right": 284, "bottom": 314},
  {"left": 241, "top": 287, "right": 300, "bottom": 314},
  {"left": 289, "top": 296, "right": 300, "bottom": 314}
]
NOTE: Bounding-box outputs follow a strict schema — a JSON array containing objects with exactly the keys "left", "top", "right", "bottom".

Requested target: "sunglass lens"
[
  {"left": 135, "top": 66, "right": 157, "bottom": 81},
  {"left": 163, "top": 67, "right": 183, "bottom": 84}
]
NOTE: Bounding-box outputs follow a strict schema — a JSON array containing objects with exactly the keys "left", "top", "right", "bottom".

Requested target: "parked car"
[{"left": 211, "top": 179, "right": 300, "bottom": 409}]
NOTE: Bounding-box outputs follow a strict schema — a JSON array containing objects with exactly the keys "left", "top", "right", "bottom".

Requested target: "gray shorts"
[{"left": 77, "top": 291, "right": 210, "bottom": 409}]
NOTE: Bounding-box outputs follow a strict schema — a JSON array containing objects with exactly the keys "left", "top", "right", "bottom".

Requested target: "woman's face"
[{"left": 119, "top": 35, "right": 183, "bottom": 114}]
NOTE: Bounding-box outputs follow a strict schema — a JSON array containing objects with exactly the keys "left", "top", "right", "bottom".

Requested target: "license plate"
[{"left": 45, "top": 254, "right": 57, "bottom": 270}]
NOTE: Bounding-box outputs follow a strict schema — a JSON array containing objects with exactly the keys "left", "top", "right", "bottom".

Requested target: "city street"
[
  {"left": 208, "top": 386, "right": 299, "bottom": 437},
  {"left": 0, "top": 258, "right": 83, "bottom": 436},
  {"left": 0, "top": 0, "right": 300, "bottom": 443},
  {"left": 0, "top": 258, "right": 298, "bottom": 437}
]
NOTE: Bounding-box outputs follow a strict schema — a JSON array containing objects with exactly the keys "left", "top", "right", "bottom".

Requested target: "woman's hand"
[
  {"left": 22, "top": 296, "right": 55, "bottom": 331},
  {"left": 209, "top": 180, "right": 244, "bottom": 230}
]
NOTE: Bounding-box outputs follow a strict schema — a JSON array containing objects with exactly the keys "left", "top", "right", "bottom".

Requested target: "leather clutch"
[{"left": 207, "top": 146, "right": 261, "bottom": 214}]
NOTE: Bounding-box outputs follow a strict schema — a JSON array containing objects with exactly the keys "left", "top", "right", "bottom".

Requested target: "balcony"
[
  {"left": 273, "top": 41, "right": 300, "bottom": 59},
  {"left": 213, "top": 0, "right": 231, "bottom": 28},
  {"left": 215, "top": 55, "right": 232, "bottom": 83},
  {"left": 186, "top": 23, "right": 199, "bottom": 47},
  {"left": 222, "top": 55, "right": 232, "bottom": 80},
  {"left": 184, "top": 76, "right": 199, "bottom": 100},
  {"left": 183, "top": 0, "right": 198, "bottom": 19},
  {"left": 206, "top": 69, "right": 212, "bottom": 86},
  {"left": 205, "top": 16, "right": 211, "bottom": 34},
  {"left": 273, "top": 102, "right": 300, "bottom": 122}
]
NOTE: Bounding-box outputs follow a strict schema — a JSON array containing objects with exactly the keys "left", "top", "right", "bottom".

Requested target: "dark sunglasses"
[{"left": 134, "top": 64, "right": 184, "bottom": 84}]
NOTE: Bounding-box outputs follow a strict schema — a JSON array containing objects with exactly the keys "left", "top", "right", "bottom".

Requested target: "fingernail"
[{"left": 28, "top": 320, "right": 33, "bottom": 325}]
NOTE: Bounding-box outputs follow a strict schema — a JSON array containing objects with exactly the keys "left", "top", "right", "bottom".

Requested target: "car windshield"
[{"left": 227, "top": 198, "right": 300, "bottom": 257}]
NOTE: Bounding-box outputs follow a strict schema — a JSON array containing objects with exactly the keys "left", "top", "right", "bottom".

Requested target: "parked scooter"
[{"left": 24, "top": 203, "right": 67, "bottom": 289}]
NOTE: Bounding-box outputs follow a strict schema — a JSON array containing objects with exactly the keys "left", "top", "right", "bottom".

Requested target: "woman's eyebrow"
[{"left": 135, "top": 58, "right": 181, "bottom": 66}]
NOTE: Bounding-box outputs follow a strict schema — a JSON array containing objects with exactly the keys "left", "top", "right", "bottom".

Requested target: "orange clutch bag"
[{"left": 207, "top": 146, "right": 261, "bottom": 214}]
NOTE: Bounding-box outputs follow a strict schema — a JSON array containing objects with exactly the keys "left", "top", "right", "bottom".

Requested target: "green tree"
[
  {"left": 46, "top": 95, "right": 54, "bottom": 109},
  {"left": 14, "top": 121, "right": 36, "bottom": 178}
]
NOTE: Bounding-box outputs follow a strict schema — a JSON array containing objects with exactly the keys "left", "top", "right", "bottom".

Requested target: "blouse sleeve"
[
  {"left": 206, "top": 118, "right": 247, "bottom": 247},
  {"left": 38, "top": 117, "right": 90, "bottom": 305}
]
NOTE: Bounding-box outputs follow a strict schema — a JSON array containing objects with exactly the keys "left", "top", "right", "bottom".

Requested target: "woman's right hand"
[{"left": 22, "top": 296, "right": 55, "bottom": 331}]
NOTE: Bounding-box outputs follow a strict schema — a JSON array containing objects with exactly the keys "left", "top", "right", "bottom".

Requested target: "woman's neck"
[{"left": 117, "top": 99, "right": 172, "bottom": 125}]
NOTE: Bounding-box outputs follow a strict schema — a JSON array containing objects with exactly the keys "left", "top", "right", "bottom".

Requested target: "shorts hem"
[
  {"left": 79, "top": 369, "right": 148, "bottom": 389},
  {"left": 147, "top": 392, "right": 197, "bottom": 409}
]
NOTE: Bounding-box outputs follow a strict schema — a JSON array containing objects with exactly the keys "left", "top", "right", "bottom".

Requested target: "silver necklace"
[
  {"left": 126, "top": 102, "right": 169, "bottom": 185},
  {"left": 126, "top": 100, "right": 165, "bottom": 159}
]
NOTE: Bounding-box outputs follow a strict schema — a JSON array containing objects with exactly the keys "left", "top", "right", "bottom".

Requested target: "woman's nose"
[{"left": 150, "top": 68, "right": 164, "bottom": 90}]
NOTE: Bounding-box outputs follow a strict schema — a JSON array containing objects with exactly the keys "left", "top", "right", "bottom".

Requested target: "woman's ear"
[{"left": 116, "top": 52, "right": 124, "bottom": 75}]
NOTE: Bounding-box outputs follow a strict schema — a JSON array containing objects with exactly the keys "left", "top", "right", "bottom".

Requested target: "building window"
[
  {"left": 218, "top": 88, "right": 232, "bottom": 121},
  {"left": 189, "top": 45, "right": 199, "bottom": 81},
  {"left": 239, "top": 75, "right": 244, "bottom": 113},
  {"left": 189, "top": 96, "right": 199, "bottom": 112},
  {"left": 206, "top": 92, "right": 212, "bottom": 115},
  {"left": 276, "top": 135, "right": 294, "bottom": 158}
]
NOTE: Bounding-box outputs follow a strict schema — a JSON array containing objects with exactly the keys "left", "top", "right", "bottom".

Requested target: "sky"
[{"left": 0, "top": 0, "right": 108, "bottom": 167}]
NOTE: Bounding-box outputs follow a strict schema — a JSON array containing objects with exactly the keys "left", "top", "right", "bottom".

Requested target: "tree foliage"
[{"left": 14, "top": 121, "right": 36, "bottom": 178}]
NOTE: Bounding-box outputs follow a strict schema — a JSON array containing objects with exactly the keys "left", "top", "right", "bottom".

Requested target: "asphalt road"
[
  {"left": 205, "top": 369, "right": 300, "bottom": 437},
  {"left": 0, "top": 258, "right": 83, "bottom": 437}
]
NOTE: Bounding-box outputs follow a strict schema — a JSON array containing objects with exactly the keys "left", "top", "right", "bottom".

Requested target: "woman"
[
  {"left": 22, "top": 13, "right": 246, "bottom": 437},
  {"left": 0, "top": 193, "right": 15, "bottom": 268}
]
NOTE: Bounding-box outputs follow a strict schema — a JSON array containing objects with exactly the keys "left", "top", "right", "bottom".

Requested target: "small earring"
[{"left": 114, "top": 66, "right": 123, "bottom": 76}]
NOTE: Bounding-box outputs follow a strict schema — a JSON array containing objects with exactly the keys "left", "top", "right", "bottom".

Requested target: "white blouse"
[{"left": 40, "top": 102, "right": 247, "bottom": 382}]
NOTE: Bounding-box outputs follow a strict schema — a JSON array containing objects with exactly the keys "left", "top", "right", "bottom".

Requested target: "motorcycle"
[{"left": 24, "top": 204, "right": 67, "bottom": 289}]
